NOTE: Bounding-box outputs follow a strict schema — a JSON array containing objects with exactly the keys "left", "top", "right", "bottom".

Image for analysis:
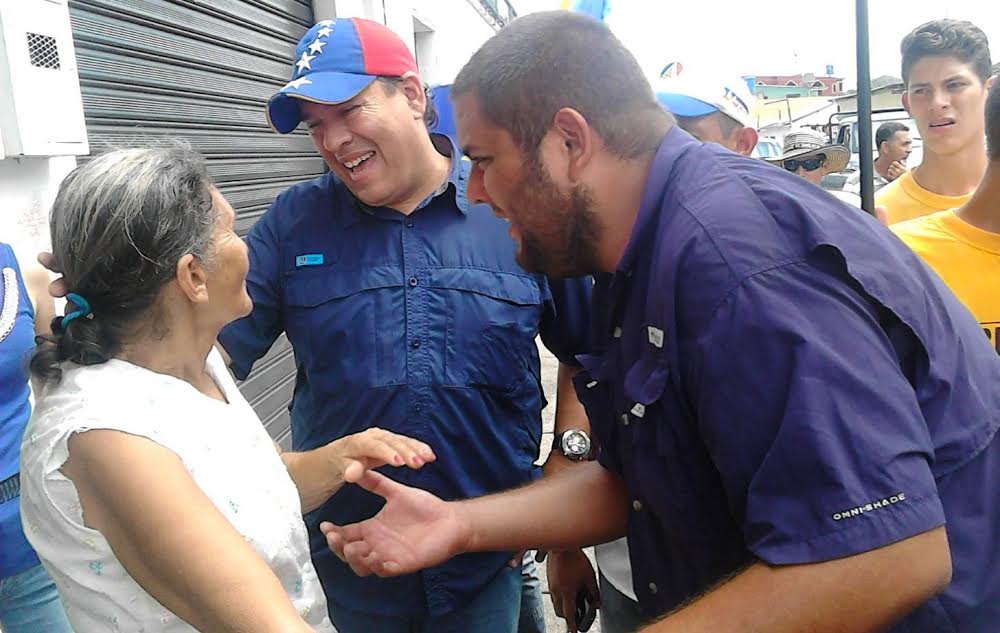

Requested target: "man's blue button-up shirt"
[
  {"left": 220, "top": 135, "right": 590, "bottom": 617},
  {"left": 575, "top": 127, "right": 1000, "bottom": 631}
]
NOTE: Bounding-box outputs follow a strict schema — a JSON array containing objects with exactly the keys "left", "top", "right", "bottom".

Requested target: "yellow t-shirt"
[
  {"left": 893, "top": 209, "right": 1000, "bottom": 354},
  {"left": 876, "top": 170, "right": 974, "bottom": 225}
]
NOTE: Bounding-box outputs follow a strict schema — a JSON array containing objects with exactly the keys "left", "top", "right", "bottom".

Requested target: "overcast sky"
[{"left": 516, "top": 0, "right": 1000, "bottom": 88}]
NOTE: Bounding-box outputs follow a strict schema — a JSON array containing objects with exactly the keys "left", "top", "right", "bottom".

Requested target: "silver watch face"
[{"left": 561, "top": 430, "right": 591, "bottom": 459}]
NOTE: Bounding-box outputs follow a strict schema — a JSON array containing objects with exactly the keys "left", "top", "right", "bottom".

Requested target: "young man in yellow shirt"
[
  {"left": 893, "top": 79, "right": 1000, "bottom": 354},
  {"left": 877, "top": 19, "right": 994, "bottom": 225}
]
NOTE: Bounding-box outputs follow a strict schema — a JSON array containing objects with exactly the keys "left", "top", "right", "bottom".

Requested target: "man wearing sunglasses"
[
  {"left": 767, "top": 129, "right": 863, "bottom": 207},
  {"left": 767, "top": 129, "right": 850, "bottom": 186}
]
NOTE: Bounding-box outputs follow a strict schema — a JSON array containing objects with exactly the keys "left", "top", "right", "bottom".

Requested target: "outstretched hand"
[{"left": 320, "top": 471, "right": 470, "bottom": 578}]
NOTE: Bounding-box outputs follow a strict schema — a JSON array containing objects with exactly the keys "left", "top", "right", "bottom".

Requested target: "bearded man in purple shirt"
[{"left": 322, "top": 12, "right": 1000, "bottom": 633}]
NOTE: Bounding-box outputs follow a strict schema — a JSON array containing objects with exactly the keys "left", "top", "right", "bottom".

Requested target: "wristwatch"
[{"left": 553, "top": 429, "right": 593, "bottom": 461}]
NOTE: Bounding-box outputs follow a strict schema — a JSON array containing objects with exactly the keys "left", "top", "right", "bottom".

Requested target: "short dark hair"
[
  {"left": 378, "top": 77, "right": 438, "bottom": 130},
  {"left": 988, "top": 79, "right": 1000, "bottom": 161},
  {"left": 452, "top": 11, "right": 670, "bottom": 159},
  {"left": 875, "top": 122, "right": 909, "bottom": 152},
  {"left": 901, "top": 19, "right": 993, "bottom": 85}
]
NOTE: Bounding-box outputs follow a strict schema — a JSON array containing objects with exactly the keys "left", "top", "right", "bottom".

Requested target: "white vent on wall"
[{"left": 0, "top": 0, "right": 89, "bottom": 158}]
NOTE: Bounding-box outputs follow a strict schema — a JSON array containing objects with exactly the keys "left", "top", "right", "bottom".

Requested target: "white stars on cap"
[
  {"left": 307, "top": 39, "right": 327, "bottom": 55},
  {"left": 282, "top": 77, "right": 312, "bottom": 90},
  {"left": 295, "top": 19, "right": 335, "bottom": 75},
  {"left": 296, "top": 51, "right": 316, "bottom": 73}
]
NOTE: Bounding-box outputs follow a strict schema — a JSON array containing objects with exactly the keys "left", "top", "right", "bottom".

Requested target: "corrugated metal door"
[{"left": 69, "top": 0, "right": 320, "bottom": 447}]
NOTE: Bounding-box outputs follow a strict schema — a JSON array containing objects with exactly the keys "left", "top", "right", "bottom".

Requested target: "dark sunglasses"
[{"left": 783, "top": 155, "right": 826, "bottom": 172}]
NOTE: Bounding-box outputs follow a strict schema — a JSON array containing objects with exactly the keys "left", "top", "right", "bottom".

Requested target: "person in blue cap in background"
[
  {"left": 218, "top": 18, "right": 591, "bottom": 633},
  {"left": 655, "top": 70, "right": 759, "bottom": 156}
]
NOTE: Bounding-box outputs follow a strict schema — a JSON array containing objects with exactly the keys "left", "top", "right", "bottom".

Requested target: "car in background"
[{"left": 753, "top": 136, "right": 781, "bottom": 160}]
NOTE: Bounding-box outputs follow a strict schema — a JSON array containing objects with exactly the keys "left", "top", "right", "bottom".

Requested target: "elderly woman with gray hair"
[{"left": 18, "top": 144, "right": 435, "bottom": 633}]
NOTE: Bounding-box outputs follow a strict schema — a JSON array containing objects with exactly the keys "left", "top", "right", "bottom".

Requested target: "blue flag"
[{"left": 561, "top": 0, "right": 611, "bottom": 22}]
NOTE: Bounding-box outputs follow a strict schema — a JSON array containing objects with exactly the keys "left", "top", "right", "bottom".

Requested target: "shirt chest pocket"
[
  {"left": 283, "top": 267, "right": 404, "bottom": 388},
  {"left": 623, "top": 343, "right": 733, "bottom": 543},
  {"left": 422, "top": 268, "right": 543, "bottom": 391}
]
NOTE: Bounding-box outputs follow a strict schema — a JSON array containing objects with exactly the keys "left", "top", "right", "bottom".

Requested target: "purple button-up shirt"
[{"left": 576, "top": 127, "right": 1000, "bottom": 631}]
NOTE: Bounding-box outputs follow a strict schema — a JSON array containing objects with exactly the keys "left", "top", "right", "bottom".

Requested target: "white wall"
[
  {"left": 0, "top": 155, "right": 75, "bottom": 267},
  {"left": 316, "top": 0, "right": 502, "bottom": 87},
  {"left": 408, "top": 0, "right": 497, "bottom": 86},
  {"left": 383, "top": 0, "right": 417, "bottom": 58}
]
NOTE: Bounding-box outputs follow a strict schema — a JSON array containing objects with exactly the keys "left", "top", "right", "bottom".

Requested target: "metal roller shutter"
[{"left": 69, "top": 0, "right": 319, "bottom": 447}]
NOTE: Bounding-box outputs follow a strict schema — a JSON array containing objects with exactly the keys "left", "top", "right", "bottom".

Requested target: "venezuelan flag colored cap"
[{"left": 267, "top": 18, "right": 418, "bottom": 134}]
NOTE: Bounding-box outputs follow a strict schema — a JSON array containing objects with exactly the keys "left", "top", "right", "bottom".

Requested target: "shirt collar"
[
  {"left": 616, "top": 126, "right": 700, "bottom": 274},
  {"left": 429, "top": 133, "right": 471, "bottom": 215},
  {"left": 340, "top": 133, "right": 469, "bottom": 228}
]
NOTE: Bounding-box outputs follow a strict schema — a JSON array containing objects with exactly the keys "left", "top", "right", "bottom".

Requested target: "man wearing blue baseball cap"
[
  {"left": 655, "top": 72, "right": 759, "bottom": 156},
  {"left": 218, "top": 17, "right": 591, "bottom": 633}
]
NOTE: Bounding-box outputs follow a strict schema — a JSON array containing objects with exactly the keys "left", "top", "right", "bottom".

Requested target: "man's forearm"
[
  {"left": 644, "top": 527, "right": 952, "bottom": 633},
  {"left": 545, "top": 363, "right": 592, "bottom": 477},
  {"left": 463, "top": 461, "right": 628, "bottom": 553},
  {"left": 553, "top": 363, "right": 589, "bottom": 435}
]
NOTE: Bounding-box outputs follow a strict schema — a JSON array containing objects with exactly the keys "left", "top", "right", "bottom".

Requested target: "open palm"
[{"left": 320, "top": 471, "right": 468, "bottom": 577}]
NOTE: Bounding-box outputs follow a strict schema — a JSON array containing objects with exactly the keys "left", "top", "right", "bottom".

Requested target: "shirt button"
[
  {"left": 632, "top": 499, "right": 643, "bottom": 512},
  {"left": 620, "top": 413, "right": 630, "bottom": 426},
  {"left": 414, "top": 404, "right": 422, "bottom": 412},
  {"left": 613, "top": 326, "right": 623, "bottom": 338},
  {"left": 404, "top": 218, "right": 414, "bottom": 228},
  {"left": 408, "top": 277, "right": 418, "bottom": 287},
  {"left": 648, "top": 582, "right": 658, "bottom": 594},
  {"left": 411, "top": 339, "right": 421, "bottom": 349}
]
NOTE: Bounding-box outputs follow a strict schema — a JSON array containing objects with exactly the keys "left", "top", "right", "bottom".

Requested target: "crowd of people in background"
[{"left": 1, "top": 9, "right": 997, "bottom": 633}]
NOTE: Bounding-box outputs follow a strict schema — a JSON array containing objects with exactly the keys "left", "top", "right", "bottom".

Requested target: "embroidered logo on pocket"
[{"left": 295, "top": 254, "right": 325, "bottom": 267}]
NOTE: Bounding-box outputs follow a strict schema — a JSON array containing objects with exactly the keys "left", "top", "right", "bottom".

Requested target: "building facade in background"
[{"left": 748, "top": 72, "right": 846, "bottom": 99}]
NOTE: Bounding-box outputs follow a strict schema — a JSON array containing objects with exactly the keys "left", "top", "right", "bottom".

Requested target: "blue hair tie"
[{"left": 62, "top": 292, "right": 94, "bottom": 327}]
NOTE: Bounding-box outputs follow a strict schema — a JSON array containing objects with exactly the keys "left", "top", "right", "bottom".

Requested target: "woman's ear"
[{"left": 175, "top": 254, "right": 210, "bottom": 304}]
